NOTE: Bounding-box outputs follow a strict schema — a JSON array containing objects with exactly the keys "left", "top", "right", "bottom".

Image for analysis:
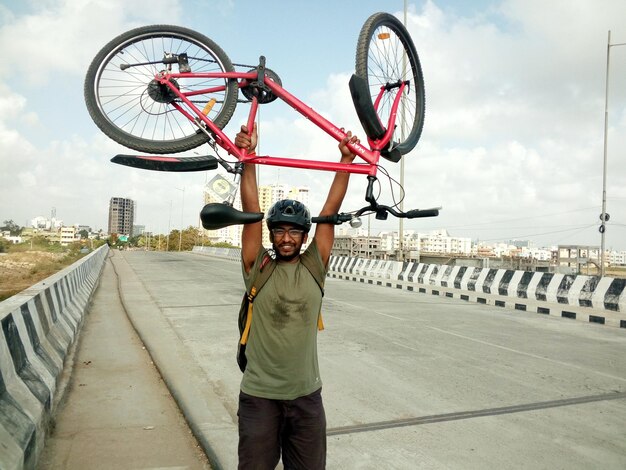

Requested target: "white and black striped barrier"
[
  {"left": 194, "top": 247, "right": 625, "bottom": 327},
  {"left": 329, "top": 257, "right": 626, "bottom": 328},
  {"left": 0, "top": 244, "right": 109, "bottom": 470}
]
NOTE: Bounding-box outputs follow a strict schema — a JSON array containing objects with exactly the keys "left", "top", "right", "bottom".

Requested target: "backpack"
[{"left": 237, "top": 251, "right": 326, "bottom": 372}]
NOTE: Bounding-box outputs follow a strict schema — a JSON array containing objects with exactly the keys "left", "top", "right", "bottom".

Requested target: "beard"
[{"left": 272, "top": 241, "right": 303, "bottom": 262}]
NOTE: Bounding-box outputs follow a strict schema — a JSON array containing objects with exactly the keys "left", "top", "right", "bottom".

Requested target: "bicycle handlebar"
[
  {"left": 311, "top": 205, "right": 440, "bottom": 225},
  {"left": 403, "top": 208, "right": 440, "bottom": 219},
  {"left": 197, "top": 202, "right": 439, "bottom": 230},
  {"left": 310, "top": 214, "right": 354, "bottom": 225}
]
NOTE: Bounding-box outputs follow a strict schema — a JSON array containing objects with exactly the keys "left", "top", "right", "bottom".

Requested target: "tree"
[
  {"left": 1, "top": 220, "right": 21, "bottom": 236},
  {"left": 108, "top": 233, "right": 119, "bottom": 246},
  {"left": 180, "top": 226, "right": 202, "bottom": 251},
  {"left": 79, "top": 229, "right": 89, "bottom": 239}
]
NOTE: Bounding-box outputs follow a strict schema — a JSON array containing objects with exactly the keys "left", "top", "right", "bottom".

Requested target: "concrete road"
[
  {"left": 99, "top": 250, "right": 626, "bottom": 469},
  {"left": 38, "top": 255, "right": 211, "bottom": 469}
]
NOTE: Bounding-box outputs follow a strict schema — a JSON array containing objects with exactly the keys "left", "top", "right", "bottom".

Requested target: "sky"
[{"left": 1, "top": 0, "right": 625, "bottom": 250}]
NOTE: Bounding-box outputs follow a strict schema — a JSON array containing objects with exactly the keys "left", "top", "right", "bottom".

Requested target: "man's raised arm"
[
  {"left": 236, "top": 124, "right": 262, "bottom": 274},
  {"left": 314, "top": 132, "right": 359, "bottom": 266}
]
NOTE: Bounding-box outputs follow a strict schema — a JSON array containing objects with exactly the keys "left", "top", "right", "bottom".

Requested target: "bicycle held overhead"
[{"left": 84, "top": 12, "right": 440, "bottom": 229}]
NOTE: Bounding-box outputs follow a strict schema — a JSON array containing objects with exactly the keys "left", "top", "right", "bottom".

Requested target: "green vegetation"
[
  {"left": 0, "top": 238, "right": 106, "bottom": 302},
  {"left": 1, "top": 219, "right": 21, "bottom": 236},
  {"left": 1, "top": 223, "right": 235, "bottom": 302},
  {"left": 109, "top": 226, "right": 236, "bottom": 251}
]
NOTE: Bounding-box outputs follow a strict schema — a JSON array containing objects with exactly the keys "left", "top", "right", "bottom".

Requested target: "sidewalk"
[{"left": 38, "top": 257, "right": 212, "bottom": 469}]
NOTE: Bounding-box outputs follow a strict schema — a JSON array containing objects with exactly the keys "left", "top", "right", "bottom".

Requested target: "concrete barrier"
[
  {"left": 0, "top": 245, "right": 109, "bottom": 470},
  {"left": 192, "top": 245, "right": 240, "bottom": 261},
  {"left": 193, "top": 246, "right": 625, "bottom": 328},
  {"left": 329, "top": 255, "right": 626, "bottom": 328}
]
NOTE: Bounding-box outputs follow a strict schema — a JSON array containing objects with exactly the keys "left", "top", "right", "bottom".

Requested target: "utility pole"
[
  {"left": 166, "top": 200, "right": 172, "bottom": 251},
  {"left": 600, "top": 31, "right": 626, "bottom": 277},
  {"left": 177, "top": 187, "right": 185, "bottom": 251}
]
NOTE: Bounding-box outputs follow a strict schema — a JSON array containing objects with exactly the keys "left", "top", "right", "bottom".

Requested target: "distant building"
[
  {"left": 609, "top": 251, "right": 626, "bottom": 266},
  {"left": 333, "top": 234, "right": 384, "bottom": 258},
  {"left": 108, "top": 197, "right": 136, "bottom": 236},
  {"left": 418, "top": 229, "right": 472, "bottom": 255},
  {"left": 507, "top": 239, "right": 530, "bottom": 249},
  {"left": 377, "top": 229, "right": 471, "bottom": 257},
  {"left": 1, "top": 230, "right": 21, "bottom": 244},
  {"left": 557, "top": 245, "right": 600, "bottom": 274},
  {"left": 60, "top": 226, "right": 80, "bottom": 246},
  {"left": 30, "top": 216, "right": 63, "bottom": 230}
]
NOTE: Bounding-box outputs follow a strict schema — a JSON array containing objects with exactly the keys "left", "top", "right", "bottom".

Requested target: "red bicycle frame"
[{"left": 156, "top": 69, "right": 407, "bottom": 176}]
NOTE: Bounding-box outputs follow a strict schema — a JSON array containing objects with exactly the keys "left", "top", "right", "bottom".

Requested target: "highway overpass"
[{"left": 3, "top": 248, "right": 626, "bottom": 469}]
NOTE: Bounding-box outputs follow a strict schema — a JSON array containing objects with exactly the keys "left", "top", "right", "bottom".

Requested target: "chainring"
[{"left": 240, "top": 68, "right": 282, "bottom": 103}]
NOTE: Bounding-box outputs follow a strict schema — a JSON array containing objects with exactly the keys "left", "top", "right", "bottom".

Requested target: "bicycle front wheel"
[
  {"left": 355, "top": 12, "right": 425, "bottom": 156},
  {"left": 85, "top": 25, "right": 238, "bottom": 154}
]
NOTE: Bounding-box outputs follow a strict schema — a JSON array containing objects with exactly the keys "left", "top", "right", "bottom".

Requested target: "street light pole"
[
  {"left": 600, "top": 31, "right": 626, "bottom": 277},
  {"left": 176, "top": 187, "right": 185, "bottom": 251},
  {"left": 166, "top": 200, "right": 172, "bottom": 251}
]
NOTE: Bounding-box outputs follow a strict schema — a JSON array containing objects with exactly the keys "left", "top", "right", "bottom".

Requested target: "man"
[{"left": 235, "top": 124, "right": 358, "bottom": 469}]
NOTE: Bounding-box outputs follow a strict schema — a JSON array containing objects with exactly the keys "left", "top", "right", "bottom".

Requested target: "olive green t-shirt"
[{"left": 241, "top": 240, "right": 327, "bottom": 400}]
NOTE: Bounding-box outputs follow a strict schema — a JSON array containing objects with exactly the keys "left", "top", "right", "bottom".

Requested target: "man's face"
[{"left": 270, "top": 224, "right": 308, "bottom": 261}]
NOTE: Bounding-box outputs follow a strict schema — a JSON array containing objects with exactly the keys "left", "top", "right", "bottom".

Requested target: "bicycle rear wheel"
[
  {"left": 355, "top": 12, "right": 425, "bottom": 156},
  {"left": 85, "top": 25, "right": 238, "bottom": 154}
]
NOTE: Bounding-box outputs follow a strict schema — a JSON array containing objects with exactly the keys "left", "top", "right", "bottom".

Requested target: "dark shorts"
[{"left": 238, "top": 388, "right": 326, "bottom": 469}]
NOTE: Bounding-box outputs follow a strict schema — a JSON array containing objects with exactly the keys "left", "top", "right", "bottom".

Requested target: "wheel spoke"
[
  {"left": 355, "top": 13, "right": 425, "bottom": 156},
  {"left": 86, "top": 25, "right": 237, "bottom": 153}
]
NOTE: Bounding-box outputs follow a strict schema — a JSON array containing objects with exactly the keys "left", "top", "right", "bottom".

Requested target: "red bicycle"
[{"left": 84, "top": 12, "right": 439, "bottom": 229}]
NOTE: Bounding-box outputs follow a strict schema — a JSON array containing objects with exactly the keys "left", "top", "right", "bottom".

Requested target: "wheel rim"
[
  {"left": 93, "top": 31, "right": 232, "bottom": 145},
  {"left": 364, "top": 22, "right": 421, "bottom": 150}
]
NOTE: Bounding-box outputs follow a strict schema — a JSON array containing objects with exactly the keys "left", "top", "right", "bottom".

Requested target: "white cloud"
[
  {"left": 0, "top": 0, "right": 183, "bottom": 85},
  {"left": 381, "top": 0, "right": 626, "bottom": 247},
  {"left": 1, "top": 0, "right": 625, "bottom": 250}
]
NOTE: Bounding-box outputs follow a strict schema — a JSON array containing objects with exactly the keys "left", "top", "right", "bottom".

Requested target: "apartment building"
[
  {"left": 60, "top": 226, "right": 79, "bottom": 246},
  {"left": 108, "top": 197, "right": 136, "bottom": 236}
]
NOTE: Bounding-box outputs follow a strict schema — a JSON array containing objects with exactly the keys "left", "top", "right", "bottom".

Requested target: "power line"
[
  {"left": 445, "top": 206, "right": 599, "bottom": 229},
  {"left": 474, "top": 224, "right": 597, "bottom": 243},
  {"left": 456, "top": 223, "right": 593, "bottom": 232}
]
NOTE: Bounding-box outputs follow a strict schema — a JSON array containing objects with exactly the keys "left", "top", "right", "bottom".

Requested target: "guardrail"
[
  {"left": 329, "top": 257, "right": 626, "bottom": 328},
  {"left": 193, "top": 246, "right": 626, "bottom": 328},
  {"left": 0, "top": 244, "right": 109, "bottom": 470},
  {"left": 192, "top": 245, "right": 241, "bottom": 261}
]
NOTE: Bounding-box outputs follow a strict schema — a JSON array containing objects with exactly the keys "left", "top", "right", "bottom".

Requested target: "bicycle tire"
[
  {"left": 355, "top": 12, "right": 425, "bottom": 156},
  {"left": 85, "top": 25, "right": 238, "bottom": 154}
]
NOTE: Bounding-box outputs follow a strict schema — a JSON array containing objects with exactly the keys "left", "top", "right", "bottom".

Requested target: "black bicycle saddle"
[{"left": 200, "top": 203, "right": 264, "bottom": 230}]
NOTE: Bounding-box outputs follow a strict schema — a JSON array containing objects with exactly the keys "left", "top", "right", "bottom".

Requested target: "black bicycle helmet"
[{"left": 266, "top": 199, "right": 312, "bottom": 232}]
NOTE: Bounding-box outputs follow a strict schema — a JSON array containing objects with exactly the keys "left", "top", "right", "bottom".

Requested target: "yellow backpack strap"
[
  {"left": 317, "top": 312, "right": 324, "bottom": 331},
  {"left": 240, "top": 286, "right": 256, "bottom": 345},
  {"left": 240, "top": 254, "right": 276, "bottom": 345}
]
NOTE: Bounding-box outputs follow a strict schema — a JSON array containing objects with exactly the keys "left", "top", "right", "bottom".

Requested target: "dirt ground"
[{"left": 0, "top": 251, "right": 71, "bottom": 300}]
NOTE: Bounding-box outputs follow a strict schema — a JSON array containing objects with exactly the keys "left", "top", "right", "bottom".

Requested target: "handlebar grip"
[
  {"left": 311, "top": 214, "right": 340, "bottom": 224},
  {"left": 405, "top": 208, "right": 439, "bottom": 219},
  {"left": 311, "top": 214, "right": 354, "bottom": 224}
]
